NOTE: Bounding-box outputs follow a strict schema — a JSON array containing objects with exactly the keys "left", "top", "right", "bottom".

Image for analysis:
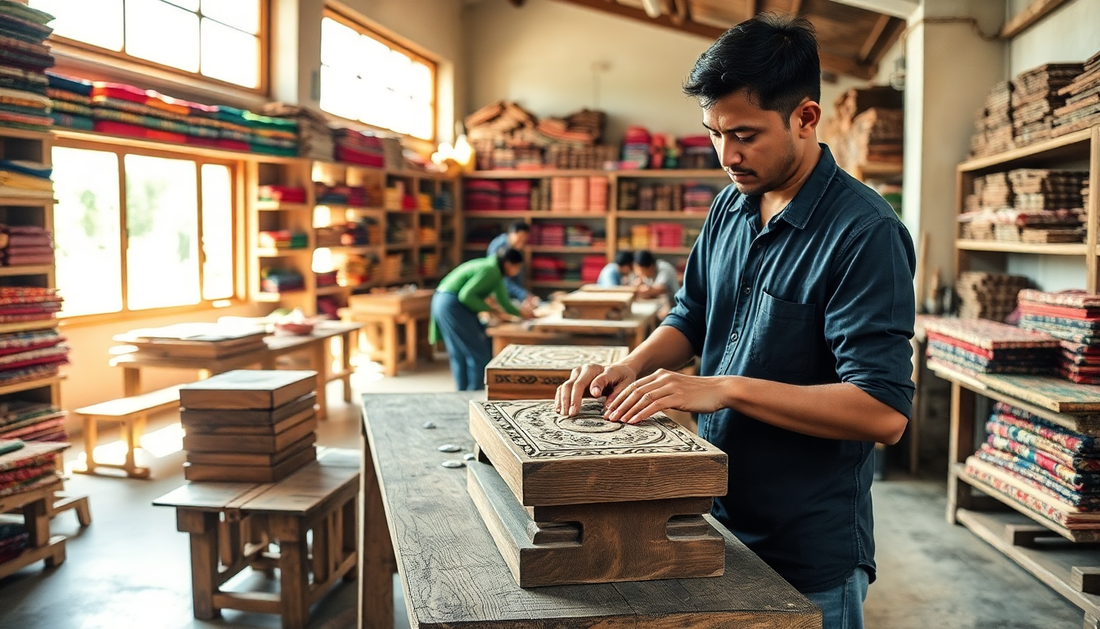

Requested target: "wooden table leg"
[
  {"left": 176, "top": 509, "right": 221, "bottom": 620},
  {"left": 947, "top": 382, "right": 977, "bottom": 524},
  {"left": 405, "top": 319, "right": 418, "bottom": 371},
  {"left": 342, "top": 332, "right": 354, "bottom": 403},
  {"left": 383, "top": 319, "right": 398, "bottom": 377},
  {"left": 360, "top": 428, "right": 395, "bottom": 629},
  {"left": 82, "top": 414, "right": 98, "bottom": 474},
  {"left": 122, "top": 367, "right": 141, "bottom": 397},
  {"left": 313, "top": 340, "right": 329, "bottom": 421},
  {"left": 271, "top": 515, "right": 310, "bottom": 629}
]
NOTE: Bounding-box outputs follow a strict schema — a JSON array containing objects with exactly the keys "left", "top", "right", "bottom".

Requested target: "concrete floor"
[{"left": 0, "top": 359, "right": 1086, "bottom": 629}]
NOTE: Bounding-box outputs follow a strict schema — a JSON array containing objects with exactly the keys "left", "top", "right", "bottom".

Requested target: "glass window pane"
[
  {"left": 409, "top": 103, "right": 433, "bottom": 141},
  {"left": 30, "top": 0, "right": 124, "bottom": 51},
  {"left": 385, "top": 49, "right": 411, "bottom": 95},
  {"left": 201, "top": 0, "right": 258, "bottom": 33},
  {"left": 321, "top": 17, "right": 359, "bottom": 70},
  {"left": 409, "top": 61, "right": 433, "bottom": 104},
  {"left": 357, "top": 35, "right": 390, "bottom": 83},
  {"left": 200, "top": 18, "right": 258, "bottom": 88},
  {"left": 51, "top": 147, "right": 123, "bottom": 318},
  {"left": 126, "top": 0, "right": 200, "bottom": 72},
  {"left": 320, "top": 65, "right": 365, "bottom": 121},
  {"left": 200, "top": 164, "right": 233, "bottom": 300},
  {"left": 124, "top": 155, "right": 200, "bottom": 310}
]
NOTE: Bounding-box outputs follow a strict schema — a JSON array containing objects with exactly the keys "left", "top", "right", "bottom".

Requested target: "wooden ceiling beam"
[
  {"left": 859, "top": 13, "right": 891, "bottom": 63},
  {"left": 827, "top": 0, "right": 918, "bottom": 19},
  {"left": 819, "top": 51, "right": 877, "bottom": 80}
]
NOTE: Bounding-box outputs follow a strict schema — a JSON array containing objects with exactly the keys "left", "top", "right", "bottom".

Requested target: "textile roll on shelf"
[
  {"left": 1017, "top": 289, "right": 1100, "bottom": 384},
  {"left": 923, "top": 316, "right": 1058, "bottom": 375}
]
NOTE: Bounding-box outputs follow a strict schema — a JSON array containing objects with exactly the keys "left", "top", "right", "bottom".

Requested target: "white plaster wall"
[{"left": 1008, "top": 0, "right": 1100, "bottom": 75}]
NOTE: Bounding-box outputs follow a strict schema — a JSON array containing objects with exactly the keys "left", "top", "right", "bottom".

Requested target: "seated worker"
[
  {"left": 597, "top": 251, "right": 634, "bottom": 287},
  {"left": 486, "top": 221, "right": 538, "bottom": 308},
  {"left": 430, "top": 248, "right": 534, "bottom": 391},
  {"left": 633, "top": 250, "right": 680, "bottom": 299}
]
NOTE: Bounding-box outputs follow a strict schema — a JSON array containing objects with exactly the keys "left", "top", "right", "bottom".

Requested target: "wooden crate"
[
  {"left": 467, "top": 399, "right": 727, "bottom": 587},
  {"left": 484, "top": 344, "right": 628, "bottom": 400}
]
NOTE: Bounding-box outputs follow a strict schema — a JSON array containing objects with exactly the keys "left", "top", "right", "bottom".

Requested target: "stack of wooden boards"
[
  {"left": 1011, "top": 63, "right": 1083, "bottom": 145},
  {"left": 485, "top": 344, "right": 627, "bottom": 401},
  {"left": 179, "top": 371, "right": 319, "bottom": 482},
  {"left": 959, "top": 169, "right": 1086, "bottom": 244},
  {"left": 467, "top": 399, "right": 726, "bottom": 587},
  {"left": 820, "top": 86, "right": 903, "bottom": 172},
  {"left": 954, "top": 272, "right": 1029, "bottom": 322},
  {"left": 115, "top": 323, "right": 268, "bottom": 360}
]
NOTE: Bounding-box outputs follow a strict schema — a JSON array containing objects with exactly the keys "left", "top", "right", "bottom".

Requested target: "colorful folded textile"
[
  {"left": 993, "top": 402, "right": 1100, "bottom": 451},
  {"left": 965, "top": 457, "right": 1100, "bottom": 528},
  {"left": 987, "top": 434, "right": 1100, "bottom": 487},
  {"left": 987, "top": 418, "right": 1100, "bottom": 470}
]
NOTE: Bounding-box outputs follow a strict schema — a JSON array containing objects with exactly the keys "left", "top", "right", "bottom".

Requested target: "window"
[
  {"left": 29, "top": 0, "right": 264, "bottom": 90},
  {"left": 51, "top": 145, "right": 236, "bottom": 318},
  {"left": 320, "top": 9, "right": 435, "bottom": 141}
]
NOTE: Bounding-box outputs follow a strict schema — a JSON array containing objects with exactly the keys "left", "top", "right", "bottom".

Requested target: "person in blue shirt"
[
  {"left": 486, "top": 221, "right": 538, "bottom": 308},
  {"left": 555, "top": 14, "right": 914, "bottom": 629},
  {"left": 596, "top": 251, "right": 633, "bottom": 287}
]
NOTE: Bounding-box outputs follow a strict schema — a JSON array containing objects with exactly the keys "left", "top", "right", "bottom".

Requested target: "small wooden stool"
[
  {"left": 153, "top": 450, "right": 359, "bottom": 629},
  {"left": 73, "top": 385, "right": 182, "bottom": 479},
  {"left": 0, "top": 478, "right": 67, "bottom": 579}
]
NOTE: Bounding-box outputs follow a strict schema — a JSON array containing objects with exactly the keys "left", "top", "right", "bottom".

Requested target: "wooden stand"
[
  {"left": 153, "top": 450, "right": 359, "bottom": 629},
  {"left": 0, "top": 479, "right": 67, "bottom": 579},
  {"left": 344, "top": 289, "right": 434, "bottom": 377},
  {"left": 484, "top": 344, "right": 627, "bottom": 400},
  {"left": 73, "top": 385, "right": 182, "bottom": 479}
]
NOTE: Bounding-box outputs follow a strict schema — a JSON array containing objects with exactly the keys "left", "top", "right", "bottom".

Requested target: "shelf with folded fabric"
[
  {"left": 956, "top": 239, "right": 1090, "bottom": 256},
  {"left": 0, "top": 374, "right": 65, "bottom": 399}
]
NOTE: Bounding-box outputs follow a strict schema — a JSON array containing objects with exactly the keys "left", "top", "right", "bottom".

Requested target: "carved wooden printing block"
[
  {"left": 560, "top": 290, "right": 635, "bottom": 320},
  {"left": 484, "top": 344, "right": 628, "bottom": 401},
  {"left": 467, "top": 398, "right": 728, "bottom": 587}
]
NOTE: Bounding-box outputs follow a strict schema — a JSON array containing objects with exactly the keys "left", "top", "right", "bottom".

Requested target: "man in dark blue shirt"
[{"left": 556, "top": 14, "right": 915, "bottom": 629}]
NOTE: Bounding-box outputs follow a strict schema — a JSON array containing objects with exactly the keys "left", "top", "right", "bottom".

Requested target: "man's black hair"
[
  {"left": 496, "top": 247, "right": 524, "bottom": 270},
  {"left": 683, "top": 13, "right": 820, "bottom": 124},
  {"left": 614, "top": 251, "right": 633, "bottom": 267},
  {"left": 508, "top": 220, "right": 531, "bottom": 234},
  {"left": 633, "top": 250, "right": 656, "bottom": 268}
]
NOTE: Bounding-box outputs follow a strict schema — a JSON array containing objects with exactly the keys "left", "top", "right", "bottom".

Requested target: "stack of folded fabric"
[
  {"left": 1053, "top": 50, "right": 1100, "bottom": 136},
  {"left": 419, "top": 251, "right": 438, "bottom": 277},
  {"left": 343, "top": 255, "right": 375, "bottom": 286},
  {"left": 649, "top": 223, "right": 684, "bottom": 249},
  {"left": 955, "top": 272, "right": 1029, "bottom": 321},
  {"left": 258, "top": 185, "right": 306, "bottom": 204},
  {"left": 564, "top": 225, "right": 593, "bottom": 247},
  {"left": 314, "top": 183, "right": 371, "bottom": 207},
  {"left": 209, "top": 106, "right": 297, "bottom": 156},
  {"left": 531, "top": 223, "right": 564, "bottom": 247},
  {"left": 259, "top": 268, "right": 304, "bottom": 294},
  {"left": 262, "top": 102, "right": 334, "bottom": 160},
  {"left": 531, "top": 256, "right": 565, "bottom": 281},
  {"left": 678, "top": 135, "right": 719, "bottom": 169},
  {"left": 0, "top": 1, "right": 53, "bottom": 133},
  {"left": 0, "top": 158, "right": 50, "bottom": 199},
  {"left": 969, "top": 81, "right": 1014, "bottom": 158},
  {"left": 501, "top": 180, "right": 532, "bottom": 211},
  {"left": 45, "top": 73, "right": 92, "bottom": 131},
  {"left": 1011, "top": 63, "right": 1083, "bottom": 146},
  {"left": 550, "top": 177, "right": 573, "bottom": 212},
  {"left": 464, "top": 179, "right": 502, "bottom": 212},
  {"left": 683, "top": 183, "right": 719, "bottom": 213},
  {"left": 0, "top": 225, "right": 52, "bottom": 266},
  {"left": 333, "top": 128, "right": 385, "bottom": 167},
  {"left": 0, "top": 287, "right": 60, "bottom": 325},
  {"left": 433, "top": 188, "right": 454, "bottom": 211},
  {"left": 622, "top": 126, "right": 652, "bottom": 168},
  {"left": 923, "top": 317, "right": 1058, "bottom": 375},
  {"left": 589, "top": 177, "right": 608, "bottom": 213},
  {"left": 0, "top": 440, "right": 63, "bottom": 500},
  {"left": 963, "top": 402, "right": 1100, "bottom": 534},
  {"left": 1017, "top": 289, "right": 1100, "bottom": 383},
  {"left": 0, "top": 329, "right": 67, "bottom": 390},
  {"left": 0, "top": 398, "right": 66, "bottom": 442},
  {"left": 0, "top": 521, "right": 26, "bottom": 563}
]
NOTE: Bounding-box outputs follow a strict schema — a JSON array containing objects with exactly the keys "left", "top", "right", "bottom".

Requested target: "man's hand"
[
  {"left": 554, "top": 363, "right": 638, "bottom": 416},
  {"left": 604, "top": 369, "right": 731, "bottom": 424},
  {"left": 522, "top": 295, "right": 541, "bottom": 309}
]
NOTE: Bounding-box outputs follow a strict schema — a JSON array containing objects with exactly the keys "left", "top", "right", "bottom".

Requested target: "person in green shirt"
[{"left": 430, "top": 248, "right": 532, "bottom": 390}]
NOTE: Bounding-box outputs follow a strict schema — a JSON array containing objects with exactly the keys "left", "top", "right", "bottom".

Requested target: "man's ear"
[{"left": 793, "top": 100, "right": 821, "bottom": 138}]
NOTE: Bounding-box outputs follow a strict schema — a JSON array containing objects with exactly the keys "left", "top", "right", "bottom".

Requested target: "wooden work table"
[
  {"left": 342, "top": 289, "right": 434, "bottom": 377},
  {"left": 110, "top": 321, "right": 362, "bottom": 419},
  {"left": 487, "top": 300, "right": 661, "bottom": 355},
  {"left": 359, "top": 392, "right": 820, "bottom": 629}
]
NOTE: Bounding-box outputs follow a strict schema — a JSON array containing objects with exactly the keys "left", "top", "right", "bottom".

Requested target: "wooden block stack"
[
  {"left": 969, "top": 81, "right": 1014, "bottom": 158},
  {"left": 485, "top": 344, "right": 628, "bottom": 401},
  {"left": 467, "top": 399, "right": 727, "bottom": 587},
  {"left": 1054, "top": 50, "right": 1100, "bottom": 136},
  {"left": 179, "top": 370, "right": 319, "bottom": 482},
  {"left": 955, "top": 272, "right": 1029, "bottom": 321},
  {"left": 560, "top": 290, "right": 634, "bottom": 320},
  {"left": 1011, "top": 63, "right": 1083, "bottom": 146}
]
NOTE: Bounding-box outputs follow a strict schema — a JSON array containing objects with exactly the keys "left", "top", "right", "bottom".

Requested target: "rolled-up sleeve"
[{"left": 825, "top": 216, "right": 916, "bottom": 418}]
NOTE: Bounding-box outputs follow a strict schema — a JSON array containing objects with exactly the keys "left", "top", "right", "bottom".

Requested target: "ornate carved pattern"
[
  {"left": 490, "top": 345, "right": 625, "bottom": 370},
  {"left": 480, "top": 399, "right": 707, "bottom": 458}
]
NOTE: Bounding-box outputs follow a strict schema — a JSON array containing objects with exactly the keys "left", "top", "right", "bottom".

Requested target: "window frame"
[
  {"left": 42, "top": 0, "right": 270, "bottom": 96},
  {"left": 320, "top": 6, "right": 438, "bottom": 144},
  {"left": 52, "top": 137, "right": 245, "bottom": 325}
]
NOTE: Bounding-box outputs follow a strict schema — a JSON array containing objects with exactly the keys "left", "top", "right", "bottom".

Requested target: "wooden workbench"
[
  {"left": 358, "top": 392, "right": 820, "bottom": 629},
  {"left": 343, "top": 289, "right": 433, "bottom": 377},
  {"left": 487, "top": 300, "right": 660, "bottom": 355}
]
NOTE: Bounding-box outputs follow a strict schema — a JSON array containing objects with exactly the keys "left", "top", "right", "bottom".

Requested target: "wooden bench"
[
  {"left": 73, "top": 385, "right": 182, "bottom": 479},
  {"left": 153, "top": 449, "right": 359, "bottom": 629}
]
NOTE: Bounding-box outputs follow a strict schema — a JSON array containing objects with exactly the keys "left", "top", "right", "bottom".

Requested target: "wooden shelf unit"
[
  {"left": 936, "top": 125, "right": 1100, "bottom": 629},
  {"left": 462, "top": 169, "right": 728, "bottom": 295},
  {"left": 246, "top": 158, "right": 461, "bottom": 316}
]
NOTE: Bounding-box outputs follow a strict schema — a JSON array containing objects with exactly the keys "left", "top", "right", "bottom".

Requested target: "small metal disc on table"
[
  {"left": 441, "top": 460, "right": 465, "bottom": 469},
  {"left": 463, "top": 453, "right": 476, "bottom": 461},
  {"left": 422, "top": 421, "right": 437, "bottom": 429},
  {"left": 438, "top": 444, "right": 462, "bottom": 453}
]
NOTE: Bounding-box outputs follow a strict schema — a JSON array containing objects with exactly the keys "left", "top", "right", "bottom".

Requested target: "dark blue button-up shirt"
[{"left": 663, "top": 144, "right": 916, "bottom": 593}]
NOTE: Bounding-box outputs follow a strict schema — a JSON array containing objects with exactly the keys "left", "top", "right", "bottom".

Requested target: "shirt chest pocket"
[{"left": 749, "top": 291, "right": 817, "bottom": 377}]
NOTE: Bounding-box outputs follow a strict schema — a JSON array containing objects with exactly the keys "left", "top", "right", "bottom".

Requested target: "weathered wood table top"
[{"left": 359, "top": 392, "right": 820, "bottom": 629}]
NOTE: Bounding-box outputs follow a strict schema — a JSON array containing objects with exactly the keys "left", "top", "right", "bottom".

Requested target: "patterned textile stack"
[
  {"left": 0, "top": 225, "right": 53, "bottom": 266},
  {"left": 501, "top": 180, "right": 532, "bottom": 211},
  {"left": 0, "top": 440, "right": 63, "bottom": 500},
  {"left": 332, "top": 128, "right": 385, "bottom": 167},
  {"left": 463, "top": 179, "right": 503, "bottom": 212},
  {"left": 0, "top": 1, "right": 52, "bottom": 133},
  {"left": 0, "top": 287, "right": 60, "bottom": 325},
  {"left": 683, "top": 183, "right": 720, "bottom": 213},
  {"left": 923, "top": 317, "right": 1057, "bottom": 375},
  {"left": 262, "top": 103, "right": 334, "bottom": 161},
  {"left": 621, "top": 126, "right": 652, "bottom": 168},
  {"left": 963, "top": 402, "right": 1100, "bottom": 534},
  {"left": 969, "top": 81, "right": 1014, "bottom": 158},
  {"left": 258, "top": 185, "right": 307, "bottom": 204},
  {"left": 342, "top": 255, "right": 376, "bottom": 286},
  {"left": 1017, "top": 290, "right": 1100, "bottom": 384},
  {"left": 530, "top": 223, "right": 564, "bottom": 247},
  {"left": 531, "top": 256, "right": 565, "bottom": 282},
  {"left": 0, "top": 158, "right": 50, "bottom": 199},
  {"left": 44, "top": 73, "right": 92, "bottom": 131},
  {"left": 955, "top": 272, "right": 1029, "bottom": 321},
  {"left": 588, "top": 177, "right": 608, "bottom": 212},
  {"left": 315, "top": 183, "right": 376, "bottom": 207},
  {"left": 1011, "top": 63, "right": 1083, "bottom": 146},
  {"left": 1053, "top": 50, "right": 1100, "bottom": 136},
  {"left": 259, "top": 268, "right": 304, "bottom": 294},
  {"left": 581, "top": 256, "right": 604, "bottom": 284},
  {"left": 418, "top": 251, "right": 438, "bottom": 277},
  {"left": 959, "top": 169, "right": 1086, "bottom": 242},
  {"left": 0, "top": 400, "right": 66, "bottom": 442}
]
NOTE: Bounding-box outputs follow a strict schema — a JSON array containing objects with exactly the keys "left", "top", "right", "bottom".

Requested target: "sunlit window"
[
  {"left": 29, "top": 0, "right": 263, "bottom": 90},
  {"left": 51, "top": 146, "right": 237, "bottom": 318},
  {"left": 320, "top": 10, "right": 435, "bottom": 141}
]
